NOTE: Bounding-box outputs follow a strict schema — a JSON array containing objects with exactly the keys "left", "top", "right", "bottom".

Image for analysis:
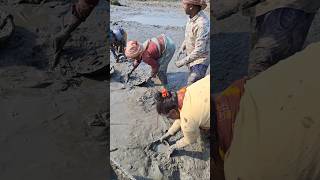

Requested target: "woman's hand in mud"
[
  {"left": 167, "top": 144, "right": 177, "bottom": 158},
  {"left": 159, "top": 132, "right": 170, "bottom": 143}
]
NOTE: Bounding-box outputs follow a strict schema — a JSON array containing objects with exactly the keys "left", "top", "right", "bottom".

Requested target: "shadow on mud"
[{"left": 173, "top": 149, "right": 210, "bottom": 161}]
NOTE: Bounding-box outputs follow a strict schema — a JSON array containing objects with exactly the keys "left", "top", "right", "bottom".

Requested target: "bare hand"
[{"left": 175, "top": 59, "right": 186, "bottom": 68}]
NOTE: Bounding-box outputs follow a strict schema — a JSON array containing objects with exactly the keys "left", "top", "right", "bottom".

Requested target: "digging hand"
[
  {"left": 125, "top": 69, "right": 134, "bottom": 83},
  {"left": 167, "top": 144, "right": 176, "bottom": 158},
  {"left": 159, "top": 132, "right": 170, "bottom": 143}
]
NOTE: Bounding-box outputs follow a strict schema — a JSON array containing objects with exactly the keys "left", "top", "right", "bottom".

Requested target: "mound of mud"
[
  {"left": 111, "top": 159, "right": 136, "bottom": 180},
  {"left": 137, "top": 88, "right": 157, "bottom": 112},
  {"left": 112, "top": 61, "right": 152, "bottom": 87}
]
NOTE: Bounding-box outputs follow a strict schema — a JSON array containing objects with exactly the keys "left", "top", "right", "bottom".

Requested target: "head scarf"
[
  {"left": 125, "top": 40, "right": 143, "bottom": 59},
  {"left": 182, "top": 0, "right": 207, "bottom": 10}
]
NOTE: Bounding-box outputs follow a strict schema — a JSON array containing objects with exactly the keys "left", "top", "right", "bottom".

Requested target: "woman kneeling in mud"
[
  {"left": 125, "top": 34, "right": 176, "bottom": 88},
  {"left": 155, "top": 75, "right": 210, "bottom": 156}
]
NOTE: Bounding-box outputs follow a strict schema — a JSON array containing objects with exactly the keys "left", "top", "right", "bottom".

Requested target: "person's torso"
[
  {"left": 254, "top": 0, "right": 320, "bottom": 17},
  {"left": 224, "top": 42, "right": 320, "bottom": 180},
  {"left": 141, "top": 35, "right": 165, "bottom": 65},
  {"left": 180, "top": 75, "right": 210, "bottom": 130},
  {"left": 184, "top": 11, "right": 210, "bottom": 66}
]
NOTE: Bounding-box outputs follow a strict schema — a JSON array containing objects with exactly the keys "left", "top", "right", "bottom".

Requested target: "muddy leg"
[{"left": 157, "top": 70, "right": 168, "bottom": 86}]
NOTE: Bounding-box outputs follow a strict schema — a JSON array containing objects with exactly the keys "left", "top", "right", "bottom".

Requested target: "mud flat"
[{"left": 0, "top": 1, "right": 109, "bottom": 179}]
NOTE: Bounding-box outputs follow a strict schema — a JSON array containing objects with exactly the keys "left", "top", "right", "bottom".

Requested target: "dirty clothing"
[
  {"left": 214, "top": 79, "right": 246, "bottom": 157},
  {"left": 254, "top": 0, "right": 320, "bottom": 17},
  {"left": 72, "top": 0, "right": 99, "bottom": 21},
  {"left": 156, "top": 36, "right": 176, "bottom": 85},
  {"left": 167, "top": 75, "right": 210, "bottom": 149},
  {"left": 136, "top": 34, "right": 175, "bottom": 84},
  {"left": 248, "top": 7, "right": 316, "bottom": 78},
  {"left": 181, "top": 10, "right": 210, "bottom": 67},
  {"left": 187, "top": 64, "right": 208, "bottom": 85},
  {"left": 225, "top": 42, "right": 320, "bottom": 180}
]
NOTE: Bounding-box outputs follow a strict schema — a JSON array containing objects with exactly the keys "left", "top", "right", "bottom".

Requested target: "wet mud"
[
  {"left": 0, "top": 1, "right": 109, "bottom": 179},
  {"left": 110, "top": 0, "right": 210, "bottom": 179}
]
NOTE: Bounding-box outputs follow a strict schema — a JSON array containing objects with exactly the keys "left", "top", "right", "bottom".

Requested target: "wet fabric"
[
  {"left": 248, "top": 8, "right": 316, "bottom": 78},
  {"left": 187, "top": 64, "right": 208, "bottom": 85},
  {"left": 225, "top": 42, "right": 320, "bottom": 180},
  {"left": 72, "top": 0, "right": 99, "bottom": 21},
  {"left": 181, "top": 10, "right": 210, "bottom": 67},
  {"left": 167, "top": 75, "right": 210, "bottom": 149}
]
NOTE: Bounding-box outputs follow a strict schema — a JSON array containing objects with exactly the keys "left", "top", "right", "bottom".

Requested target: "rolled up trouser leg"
[
  {"left": 248, "top": 8, "right": 315, "bottom": 78},
  {"left": 72, "top": 0, "right": 99, "bottom": 22},
  {"left": 157, "top": 35, "right": 176, "bottom": 87},
  {"left": 187, "top": 64, "right": 208, "bottom": 85}
]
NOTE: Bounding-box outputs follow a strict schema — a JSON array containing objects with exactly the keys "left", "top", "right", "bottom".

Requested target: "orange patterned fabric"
[
  {"left": 215, "top": 79, "right": 246, "bottom": 154},
  {"left": 177, "top": 87, "right": 187, "bottom": 111}
]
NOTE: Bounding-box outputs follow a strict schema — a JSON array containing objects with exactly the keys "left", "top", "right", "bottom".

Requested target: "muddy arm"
[
  {"left": 175, "top": 129, "right": 200, "bottom": 149},
  {"left": 167, "top": 119, "right": 181, "bottom": 135}
]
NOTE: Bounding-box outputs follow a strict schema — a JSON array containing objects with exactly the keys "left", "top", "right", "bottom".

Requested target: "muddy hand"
[
  {"left": 159, "top": 132, "right": 170, "bottom": 143},
  {"left": 167, "top": 144, "right": 176, "bottom": 158}
]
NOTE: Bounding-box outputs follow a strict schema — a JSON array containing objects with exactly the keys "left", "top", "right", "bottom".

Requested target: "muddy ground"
[
  {"left": 110, "top": 0, "right": 320, "bottom": 179},
  {"left": 0, "top": 1, "right": 109, "bottom": 179},
  {"left": 110, "top": 1, "right": 210, "bottom": 179}
]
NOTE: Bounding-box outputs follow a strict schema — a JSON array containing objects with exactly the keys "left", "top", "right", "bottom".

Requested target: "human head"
[
  {"left": 182, "top": 0, "right": 207, "bottom": 16},
  {"left": 112, "top": 27, "right": 127, "bottom": 42},
  {"left": 155, "top": 89, "right": 180, "bottom": 120},
  {"left": 125, "top": 40, "right": 143, "bottom": 60}
]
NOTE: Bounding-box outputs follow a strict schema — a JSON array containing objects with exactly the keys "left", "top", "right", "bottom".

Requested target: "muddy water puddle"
[{"left": 124, "top": 11, "right": 187, "bottom": 27}]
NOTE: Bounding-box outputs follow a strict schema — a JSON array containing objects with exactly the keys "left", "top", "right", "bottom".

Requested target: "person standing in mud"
[
  {"left": 124, "top": 34, "right": 176, "bottom": 89},
  {"left": 245, "top": 0, "right": 320, "bottom": 78},
  {"left": 51, "top": 0, "right": 99, "bottom": 69},
  {"left": 155, "top": 75, "right": 210, "bottom": 157},
  {"left": 110, "top": 27, "right": 127, "bottom": 63},
  {"left": 175, "top": 0, "right": 210, "bottom": 85}
]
